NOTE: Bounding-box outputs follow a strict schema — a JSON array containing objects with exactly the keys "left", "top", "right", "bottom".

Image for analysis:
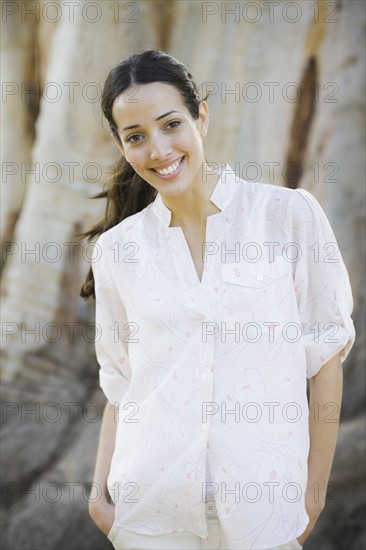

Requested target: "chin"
[{"left": 157, "top": 180, "right": 183, "bottom": 191}]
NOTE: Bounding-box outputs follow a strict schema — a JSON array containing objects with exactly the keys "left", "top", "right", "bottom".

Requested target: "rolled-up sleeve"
[
  {"left": 91, "top": 236, "right": 132, "bottom": 404},
  {"left": 290, "top": 188, "right": 356, "bottom": 379}
]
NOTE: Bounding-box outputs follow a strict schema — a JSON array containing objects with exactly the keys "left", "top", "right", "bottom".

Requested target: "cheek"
[
  {"left": 179, "top": 131, "right": 201, "bottom": 151},
  {"left": 125, "top": 148, "right": 147, "bottom": 170}
]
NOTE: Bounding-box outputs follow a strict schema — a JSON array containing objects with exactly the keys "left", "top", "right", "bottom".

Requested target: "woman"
[{"left": 80, "top": 50, "right": 356, "bottom": 550}]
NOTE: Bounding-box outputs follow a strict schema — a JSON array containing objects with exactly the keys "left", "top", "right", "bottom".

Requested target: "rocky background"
[{"left": 1, "top": 1, "right": 365, "bottom": 549}]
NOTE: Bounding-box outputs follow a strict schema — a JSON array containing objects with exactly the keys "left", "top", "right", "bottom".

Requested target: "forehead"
[{"left": 112, "top": 82, "right": 186, "bottom": 126}]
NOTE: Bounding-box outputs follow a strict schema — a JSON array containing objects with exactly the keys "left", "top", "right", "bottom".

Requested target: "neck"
[{"left": 162, "top": 165, "right": 222, "bottom": 228}]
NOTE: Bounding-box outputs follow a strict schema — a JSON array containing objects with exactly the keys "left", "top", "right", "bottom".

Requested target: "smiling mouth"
[{"left": 151, "top": 156, "right": 184, "bottom": 176}]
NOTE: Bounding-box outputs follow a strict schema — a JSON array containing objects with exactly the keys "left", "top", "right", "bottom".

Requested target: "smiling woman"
[
  {"left": 110, "top": 80, "right": 214, "bottom": 206},
  {"left": 79, "top": 49, "right": 218, "bottom": 298},
  {"left": 78, "top": 49, "right": 356, "bottom": 550}
]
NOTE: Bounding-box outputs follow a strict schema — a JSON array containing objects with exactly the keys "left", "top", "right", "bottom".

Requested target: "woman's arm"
[
  {"left": 88, "top": 401, "right": 118, "bottom": 535},
  {"left": 298, "top": 351, "right": 343, "bottom": 546}
]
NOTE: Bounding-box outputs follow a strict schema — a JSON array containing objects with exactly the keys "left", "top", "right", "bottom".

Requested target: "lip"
[{"left": 150, "top": 156, "right": 185, "bottom": 179}]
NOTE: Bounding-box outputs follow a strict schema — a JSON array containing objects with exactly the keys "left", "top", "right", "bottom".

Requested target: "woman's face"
[{"left": 111, "top": 82, "right": 209, "bottom": 197}]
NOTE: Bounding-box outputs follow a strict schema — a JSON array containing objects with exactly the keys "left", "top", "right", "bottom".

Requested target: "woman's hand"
[
  {"left": 296, "top": 489, "right": 325, "bottom": 547},
  {"left": 297, "top": 356, "right": 343, "bottom": 546},
  {"left": 89, "top": 497, "right": 116, "bottom": 537},
  {"left": 88, "top": 402, "right": 119, "bottom": 537}
]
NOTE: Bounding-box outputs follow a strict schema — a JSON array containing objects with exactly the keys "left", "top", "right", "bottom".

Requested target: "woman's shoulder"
[
  {"left": 243, "top": 177, "right": 320, "bottom": 212},
  {"left": 237, "top": 175, "right": 297, "bottom": 207},
  {"left": 91, "top": 207, "right": 150, "bottom": 278},
  {"left": 97, "top": 206, "right": 150, "bottom": 246}
]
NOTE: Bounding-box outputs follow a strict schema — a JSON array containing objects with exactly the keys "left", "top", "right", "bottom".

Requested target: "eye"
[
  {"left": 125, "top": 120, "right": 182, "bottom": 145},
  {"left": 126, "top": 133, "right": 143, "bottom": 144},
  {"left": 166, "top": 120, "right": 181, "bottom": 129}
]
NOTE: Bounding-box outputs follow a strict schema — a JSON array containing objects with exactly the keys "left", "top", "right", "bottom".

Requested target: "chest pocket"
[
  {"left": 221, "top": 256, "right": 292, "bottom": 289},
  {"left": 220, "top": 257, "right": 294, "bottom": 323}
]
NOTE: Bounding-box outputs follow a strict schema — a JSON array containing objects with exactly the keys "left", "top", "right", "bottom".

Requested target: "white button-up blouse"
[{"left": 91, "top": 163, "right": 356, "bottom": 549}]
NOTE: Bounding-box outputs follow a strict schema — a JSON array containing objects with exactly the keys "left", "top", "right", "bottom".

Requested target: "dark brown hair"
[{"left": 78, "top": 49, "right": 208, "bottom": 300}]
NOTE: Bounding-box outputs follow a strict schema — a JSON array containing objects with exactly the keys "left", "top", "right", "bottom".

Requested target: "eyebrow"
[{"left": 121, "top": 110, "right": 181, "bottom": 133}]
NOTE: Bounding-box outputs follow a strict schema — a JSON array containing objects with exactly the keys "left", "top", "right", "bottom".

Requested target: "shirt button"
[{"left": 205, "top": 500, "right": 217, "bottom": 515}]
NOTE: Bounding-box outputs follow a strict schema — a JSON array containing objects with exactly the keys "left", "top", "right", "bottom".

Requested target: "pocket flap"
[{"left": 221, "top": 256, "right": 291, "bottom": 288}]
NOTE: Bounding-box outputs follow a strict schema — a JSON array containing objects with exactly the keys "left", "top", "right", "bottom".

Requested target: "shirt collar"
[{"left": 151, "top": 163, "right": 237, "bottom": 227}]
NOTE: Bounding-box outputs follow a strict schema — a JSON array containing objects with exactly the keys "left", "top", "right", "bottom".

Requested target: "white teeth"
[{"left": 155, "top": 158, "right": 182, "bottom": 175}]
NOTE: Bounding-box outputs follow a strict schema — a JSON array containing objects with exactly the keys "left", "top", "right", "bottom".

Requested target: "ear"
[
  {"left": 198, "top": 100, "right": 209, "bottom": 138},
  {"left": 110, "top": 131, "right": 126, "bottom": 157}
]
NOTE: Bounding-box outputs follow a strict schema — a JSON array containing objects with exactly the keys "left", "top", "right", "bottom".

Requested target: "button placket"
[{"left": 197, "top": 292, "right": 217, "bottom": 543}]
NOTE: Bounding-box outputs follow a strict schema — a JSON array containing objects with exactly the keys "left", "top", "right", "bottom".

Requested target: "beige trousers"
[{"left": 107, "top": 494, "right": 304, "bottom": 550}]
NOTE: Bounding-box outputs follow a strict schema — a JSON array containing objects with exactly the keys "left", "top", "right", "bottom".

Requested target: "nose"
[{"left": 149, "top": 132, "right": 173, "bottom": 161}]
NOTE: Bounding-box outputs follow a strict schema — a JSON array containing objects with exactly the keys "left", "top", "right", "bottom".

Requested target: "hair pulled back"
[{"left": 79, "top": 49, "right": 207, "bottom": 299}]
